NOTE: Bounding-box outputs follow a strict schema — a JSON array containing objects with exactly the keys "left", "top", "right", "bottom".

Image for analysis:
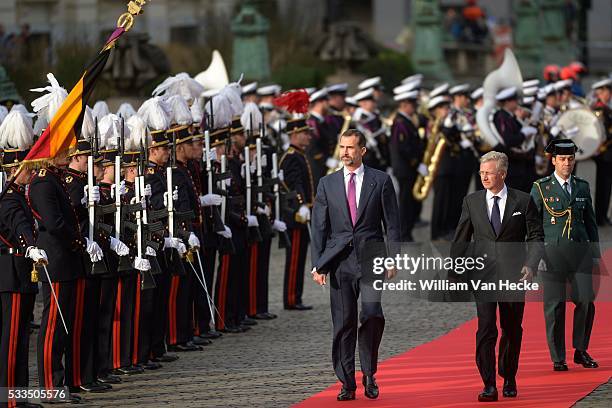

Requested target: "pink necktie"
[{"left": 348, "top": 172, "right": 357, "bottom": 225}]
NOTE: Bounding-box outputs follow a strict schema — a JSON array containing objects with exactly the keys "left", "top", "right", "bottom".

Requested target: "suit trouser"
[
  {"left": 98, "top": 277, "right": 118, "bottom": 377},
  {"left": 594, "top": 157, "right": 612, "bottom": 224},
  {"left": 132, "top": 273, "right": 156, "bottom": 365},
  {"left": 329, "top": 249, "right": 385, "bottom": 391},
  {"left": 396, "top": 174, "right": 419, "bottom": 241},
  {"left": 111, "top": 274, "right": 136, "bottom": 369},
  {"left": 248, "top": 236, "right": 272, "bottom": 316},
  {"left": 37, "top": 280, "right": 75, "bottom": 389},
  {"left": 431, "top": 175, "right": 454, "bottom": 240},
  {"left": 66, "top": 277, "right": 100, "bottom": 387},
  {"left": 194, "top": 247, "right": 216, "bottom": 334},
  {"left": 150, "top": 270, "right": 170, "bottom": 358},
  {"left": 1, "top": 291, "right": 36, "bottom": 407},
  {"left": 475, "top": 301, "right": 525, "bottom": 387},
  {"left": 284, "top": 227, "right": 309, "bottom": 307}
]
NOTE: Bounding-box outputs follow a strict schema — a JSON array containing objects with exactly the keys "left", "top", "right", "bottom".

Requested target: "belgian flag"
[{"left": 24, "top": 27, "right": 127, "bottom": 163}]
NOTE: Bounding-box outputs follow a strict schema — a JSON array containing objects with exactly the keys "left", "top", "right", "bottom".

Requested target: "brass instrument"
[
  {"left": 326, "top": 113, "right": 353, "bottom": 175},
  {"left": 412, "top": 118, "right": 446, "bottom": 201}
]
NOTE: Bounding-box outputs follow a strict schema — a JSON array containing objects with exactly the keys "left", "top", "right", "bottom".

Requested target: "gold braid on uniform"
[{"left": 534, "top": 182, "right": 572, "bottom": 239}]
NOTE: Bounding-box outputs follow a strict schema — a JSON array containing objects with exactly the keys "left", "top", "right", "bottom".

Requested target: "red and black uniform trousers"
[
  {"left": 283, "top": 223, "right": 310, "bottom": 308},
  {"left": 247, "top": 212, "right": 274, "bottom": 317}
]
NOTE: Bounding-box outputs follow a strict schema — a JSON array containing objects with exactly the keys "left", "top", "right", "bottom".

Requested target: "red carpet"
[{"left": 296, "top": 249, "right": 612, "bottom": 408}]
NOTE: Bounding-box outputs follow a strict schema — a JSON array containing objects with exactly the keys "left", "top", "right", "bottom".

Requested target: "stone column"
[
  {"left": 411, "top": 0, "right": 451, "bottom": 80},
  {"left": 539, "top": 0, "right": 573, "bottom": 65},
  {"left": 231, "top": 0, "right": 270, "bottom": 81},
  {"left": 514, "top": 0, "right": 541, "bottom": 78}
]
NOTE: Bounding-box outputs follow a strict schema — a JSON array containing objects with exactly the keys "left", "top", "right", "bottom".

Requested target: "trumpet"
[{"left": 413, "top": 118, "right": 446, "bottom": 201}]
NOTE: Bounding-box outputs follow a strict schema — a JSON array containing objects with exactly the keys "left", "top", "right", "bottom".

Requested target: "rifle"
[
  {"left": 271, "top": 152, "right": 293, "bottom": 249},
  {"left": 244, "top": 145, "right": 262, "bottom": 244},
  {"left": 254, "top": 137, "right": 273, "bottom": 237},
  {"left": 115, "top": 117, "right": 134, "bottom": 273},
  {"left": 164, "top": 132, "right": 187, "bottom": 275},
  {"left": 88, "top": 120, "right": 110, "bottom": 275},
  {"left": 135, "top": 148, "right": 156, "bottom": 289},
  {"left": 139, "top": 135, "right": 163, "bottom": 276}
]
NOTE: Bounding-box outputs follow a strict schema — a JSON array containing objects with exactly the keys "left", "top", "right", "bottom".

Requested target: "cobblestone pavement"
[{"left": 27, "top": 161, "right": 610, "bottom": 407}]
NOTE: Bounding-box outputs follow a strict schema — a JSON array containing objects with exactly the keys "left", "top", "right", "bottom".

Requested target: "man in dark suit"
[
  {"left": 311, "top": 129, "right": 400, "bottom": 401},
  {"left": 452, "top": 151, "right": 543, "bottom": 402}
]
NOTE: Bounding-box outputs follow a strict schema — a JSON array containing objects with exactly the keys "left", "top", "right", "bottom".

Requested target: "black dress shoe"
[
  {"left": 220, "top": 326, "right": 243, "bottom": 333},
  {"left": 98, "top": 373, "right": 122, "bottom": 384},
  {"left": 192, "top": 336, "right": 212, "bottom": 346},
  {"left": 199, "top": 330, "right": 222, "bottom": 339},
  {"left": 337, "top": 387, "right": 356, "bottom": 401},
  {"left": 151, "top": 353, "right": 179, "bottom": 363},
  {"left": 478, "top": 386, "right": 498, "bottom": 402},
  {"left": 238, "top": 325, "right": 251, "bottom": 332},
  {"left": 574, "top": 350, "right": 599, "bottom": 368},
  {"left": 141, "top": 361, "right": 163, "bottom": 370},
  {"left": 111, "top": 365, "right": 145, "bottom": 375},
  {"left": 71, "top": 382, "right": 110, "bottom": 393},
  {"left": 167, "top": 342, "right": 202, "bottom": 352},
  {"left": 285, "top": 303, "right": 313, "bottom": 311},
  {"left": 251, "top": 312, "right": 275, "bottom": 320},
  {"left": 502, "top": 378, "right": 517, "bottom": 398},
  {"left": 553, "top": 361, "right": 569, "bottom": 371},
  {"left": 241, "top": 317, "right": 258, "bottom": 325},
  {"left": 362, "top": 376, "right": 379, "bottom": 399}
]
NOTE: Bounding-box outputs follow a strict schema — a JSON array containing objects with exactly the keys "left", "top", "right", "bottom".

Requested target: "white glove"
[
  {"left": 85, "top": 237, "right": 104, "bottom": 263},
  {"left": 550, "top": 126, "right": 561, "bottom": 137},
  {"left": 459, "top": 139, "right": 473, "bottom": 149},
  {"left": 256, "top": 205, "right": 271, "bottom": 216},
  {"left": 247, "top": 215, "right": 259, "bottom": 227},
  {"left": 82, "top": 185, "right": 100, "bottom": 205},
  {"left": 278, "top": 170, "right": 284, "bottom": 182},
  {"left": 143, "top": 184, "right": 152, "bottom": 197},
  {"left": 298, "top": 205, "right": 311, "bottom": 221},
  {"left": 140, "top": 199, "right": 147, "bottom": 210},
  {"left": 206, "top": 149, "right": 217, "bottom": 162},
  {"left": 200, "top": 193, "right": 222, "bottom": 207},
  {"left": 443, "top": 115, "right": 454, "bottom": 128},
  {"left": 188, "top": 232, "right": 200, "bottom": 249},
  {"left": 461, "top": 123, "right": 474, "bottom": 133},
  {"left": 111, "top": 180, "right": 127, "bottom": 199},
  {"left": 26, "top": 246, "right": 48, "bottom": 263},
  {"left": 172, "top": 186, "right": 179, "bottom": 202},
  {"left": 133, "top": 256, "right": 151, "bottom": 272},
  {"left": 260, "top": 155, "right": 267, "bottom": 168},
  {"left": 417, "top": 163, "right": 429, "bottom": 177},
  {"left": 176, "top": 241, "right": 187, "bottom": 256},
  {"left": 110, "top": 237, "right": 129, "bottom": 256},
  {"left": 216, "top": 225, "right": 232, "bottom": 239},
  {"left": 272, "top": 219, "right": 287, "bottom": 232},
  {"left": 521, "top": 126, "right": 538, "bottom": 137},
  {"left": 145, "top": 246, "right": 157, "bottom": 256},
  {"left": 224, "top": 178, "right": 231, "bottom": 187},
  {"left": 163, "top": 237, "right": 181, "bottom": 250},
  {"left": 325, "top": 157, "right": 339, "bottom": 169}
]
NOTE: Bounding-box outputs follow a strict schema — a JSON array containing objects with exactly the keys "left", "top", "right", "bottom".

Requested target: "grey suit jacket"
[{"left": 311, "top": 165, "right": 400, "bottom": 274}]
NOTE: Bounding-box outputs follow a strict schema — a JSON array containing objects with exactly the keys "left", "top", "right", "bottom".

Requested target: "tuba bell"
[
  {"left": 555, "top": 108, "right": 605, "bottom": 160},
  {"left": 476, "top": 49, "right": 524, "bottom": 148},
  {"left": 195, "top": 50, "right": 229, "bottom": 91}
]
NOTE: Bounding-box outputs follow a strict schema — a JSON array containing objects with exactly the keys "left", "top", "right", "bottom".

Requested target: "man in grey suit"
[
  {"left": 452, "top": 151, "right": 544, "bottom": 402},
  {"left": 311, "top": 129, "right": 400, "bottom": 401}
]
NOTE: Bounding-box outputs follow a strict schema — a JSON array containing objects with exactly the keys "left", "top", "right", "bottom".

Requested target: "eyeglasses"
[{"left": 479, "top": 171, "right": 501, "bottom": 177}]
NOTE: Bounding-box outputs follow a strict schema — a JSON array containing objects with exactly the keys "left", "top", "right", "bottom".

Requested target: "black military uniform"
[
  {"left": 0, "top": 151, "right": 38, "bottom": 405},
  {"left": 390, "top": 110, "right": 425, "bottom": 241},
  {"left": 307, "top": 111, "right": 332, "bottom": 186},
  {"left": 280, "top": 118, "right": 314, "bottom": 310},
  {"left": 62, "top": 144, "right": 112, "bottom": 392},
  {"left": 28, "top": 164, "right": 84, "bottom": 391},
  {"left": 591, "top": 99, "right": 612, "bottom": 225}
]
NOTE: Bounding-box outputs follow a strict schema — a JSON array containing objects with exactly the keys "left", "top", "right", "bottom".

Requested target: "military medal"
[{"left": 551, "top": 216, "right": 556, "bottom": 225}]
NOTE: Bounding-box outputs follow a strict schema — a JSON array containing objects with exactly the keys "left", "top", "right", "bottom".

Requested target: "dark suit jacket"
[
  {"left": 451, "top": 187, "right": 544, "bottom": 284},
  {"left": 311, "top": 165, "right": 400, "bottom": 274}
]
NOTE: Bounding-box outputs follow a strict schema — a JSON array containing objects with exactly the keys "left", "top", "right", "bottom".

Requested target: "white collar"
[
  {"left": 344, "top": 163, "right": 365, "bottom": 178},
  {"left": 553, "top": 171, "right": 572, "bottom": 186},
  {"left": 486, "top": 184, "right": 508, "bottom": 201}
]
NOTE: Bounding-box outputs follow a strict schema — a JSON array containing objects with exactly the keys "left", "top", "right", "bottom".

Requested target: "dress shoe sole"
[
  {"left": 503, "top": 391, "right": 517, "bottom": 398},
  {"left": 478, "top": 395, "right": 498, "bottom": 402}
]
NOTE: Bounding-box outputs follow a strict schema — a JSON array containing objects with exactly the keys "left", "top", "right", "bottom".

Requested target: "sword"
[
  {"left": 187, "top": 258, "right": 223, "bottom": 327},
  {"left": 41, "top": 263, "right": 69, "bottom": 335}
]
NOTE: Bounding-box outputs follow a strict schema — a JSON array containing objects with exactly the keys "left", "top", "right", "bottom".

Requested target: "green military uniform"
[{"left": 530, "top": 171, "right": 599, "bottom": 364}]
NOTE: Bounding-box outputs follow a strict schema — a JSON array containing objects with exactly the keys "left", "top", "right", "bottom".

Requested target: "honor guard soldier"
[
  {"left": 492, "top": 86, "right": 537, "bottom": 192},
  {"left": 280, "top": 116, "right": 314, "bottom": 310},
  {"left": 139, "top": 97, "right": 182, "bottom": 363},
  {"left": 307, "top": 88, "right": 331, "bottom": 186},
  {"left": 530, "top": 139, "right": 600, "bottom": 372},
  {"left": 241, "top": 82, "right": 258, "bottom": 104},
  {"left": 390, "top": 90, "right": 425, "bottom": 241},
  {"left": 590, "top": 78, "right": 612, "bottom": 226},
  {"left": 64, "top": 136, "right": 124, "bottom": 392},
  {"left": 0, "top": 110, "right": 44, "bottom": 408},
  {"left": 352, "top": 88, "right": 388, "bottom": 171}
]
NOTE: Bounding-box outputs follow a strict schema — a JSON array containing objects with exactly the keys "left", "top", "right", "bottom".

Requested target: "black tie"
[
  {"left": 563, "top": 181, "right": 570, "bottom": 198},
  {"left": 491, "top": 196, "right": 501, "bottom": 236}
]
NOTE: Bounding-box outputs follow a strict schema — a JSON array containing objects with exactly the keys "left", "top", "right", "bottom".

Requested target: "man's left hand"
[
  {"left": 519, "top": 266, "right": 533, "bottom": 282},
  {"left": 312, "top": 270, "right": 327, "bottom": 286},
  {"left": 386, "top": 267, "right": 397, "bottom": 280}
]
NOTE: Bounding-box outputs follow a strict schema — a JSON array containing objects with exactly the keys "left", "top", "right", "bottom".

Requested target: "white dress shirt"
[
  {"left": 485, "top": 184, "right": 508, "bottom": 221},
  {"left": 553, "top": 171, "right": 572, "bottom": 196},
  {"left": 343, "top": 163, "right": 365, "bottom": 208}
]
